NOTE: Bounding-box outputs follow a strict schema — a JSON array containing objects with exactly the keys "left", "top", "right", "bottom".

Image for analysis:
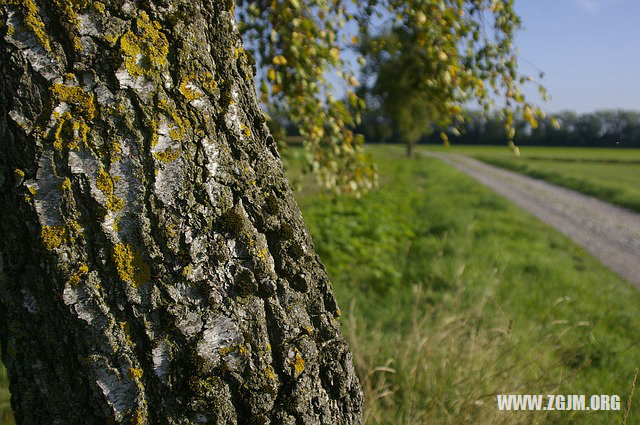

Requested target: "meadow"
[
  {"left": 425, "top": 145, "right": 640, "bottom": 213},
  {"left": 0, "top": 145, "right": 639, "bottom": 423},
  {"left": 292, "top": 145, "right": 640, "bottom": 423}
]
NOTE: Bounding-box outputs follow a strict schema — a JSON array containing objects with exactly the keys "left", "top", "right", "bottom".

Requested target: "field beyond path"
[{"left": 427, "top": 151, "right": 640, "bottom": 287}]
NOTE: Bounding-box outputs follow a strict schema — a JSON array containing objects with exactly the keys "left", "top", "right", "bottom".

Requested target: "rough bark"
[{"left": 0, "top": 1, "right": 363, "bottom": 423}]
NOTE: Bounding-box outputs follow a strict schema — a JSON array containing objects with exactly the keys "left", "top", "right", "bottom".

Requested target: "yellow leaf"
[{"left": 273, "top": 55, "right": 288, "bottom": 66}]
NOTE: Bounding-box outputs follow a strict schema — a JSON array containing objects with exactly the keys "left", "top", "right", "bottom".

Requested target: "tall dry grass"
[{"left": 344, "top": 274, "right": 589, "bottom": 424}]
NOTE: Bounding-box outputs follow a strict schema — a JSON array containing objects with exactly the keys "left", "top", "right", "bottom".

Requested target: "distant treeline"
[{"left": 357, "top": 110, "right": 640, "bottom": 148}]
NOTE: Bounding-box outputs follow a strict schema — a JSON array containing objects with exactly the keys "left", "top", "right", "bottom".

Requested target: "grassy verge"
[
  {"left": 291, "top": 145, "right": 640, "bottom": 423},
  {"left": 423, "top": 145, "right": 640, "bottom": 213}
]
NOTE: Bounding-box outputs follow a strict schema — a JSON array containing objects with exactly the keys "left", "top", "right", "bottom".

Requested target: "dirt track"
[{"left": 426, "top": 152, "right": 640, "bottom": 288}]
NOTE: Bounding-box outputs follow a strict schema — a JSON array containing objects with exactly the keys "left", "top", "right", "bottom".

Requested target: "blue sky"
[{"left": 515, "top": 0, "right": 640, "bottom": 113}]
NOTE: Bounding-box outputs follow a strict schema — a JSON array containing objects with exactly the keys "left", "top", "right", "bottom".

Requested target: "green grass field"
[
  {"left": 0, "top": 145, "right": 638, "bottom": 423},
  {"left": 424, "top": 145, "right": 640, "bottom": 213},
  {"left": 292, "top": 145, "right": 640, "bottom": 423}
]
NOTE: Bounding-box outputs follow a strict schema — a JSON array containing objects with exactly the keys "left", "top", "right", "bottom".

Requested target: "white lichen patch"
[
  {"left": 9, "top": 109, "right": 34, "bottom": 134},
  {"left": 152, "top": 341, "right": 170, "bottom": 378},
  {"left": 62, "top": 284, "right": 98, "bottom": 325},
  {"left": 21, "top": 289, "right": 38, "bottom": 314},
  {"left": 115, "top": 67, "right": 154, "bottom": 93},
  {"left": 68, "top": 149, "right": 97, "bottom": 175},
  {"left": 188, "top": 235, "right": 208, "bottom": 264},
  {"left": 162, "top": 72, "right": 173, "bottom": 90},
  {"left": 224, "top": 86, "right": 249, "bottom": 141},
  {"left": 42, "top": 103, "right": 69, "bottom": 138},
  {"left": 152, "top": 119, "right": 179, "bottom": 153},
  {"left": 95, "top": 82, "right": 117, "bottom": 107},
  {"left": 202, "top": 137, "right": 220, "bottom": 203},
  {"left": 154, "top": 158, "right": 184, "bottom": 206},
  {"left": 4, "top": 10, "right": 60, "bottom": 81},
  {"left": 196, "top": 316, "right": 242, "bottom": 369},
  {"left": 34, "top": 149, "right": 64, "bottom": 225},
  {"left": 77, "top": 13, "right": 101, "bottom": 37},
  {"left": 172, "top": 305, "right": 204, "bottom": 338},
  {"left": 93, "top": 363, "right": 137, "bottom": 421}
]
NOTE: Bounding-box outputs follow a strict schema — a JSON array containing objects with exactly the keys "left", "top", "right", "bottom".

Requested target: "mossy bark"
[{"left": 0, "top": 1, "right": 363, "bottom": 423}]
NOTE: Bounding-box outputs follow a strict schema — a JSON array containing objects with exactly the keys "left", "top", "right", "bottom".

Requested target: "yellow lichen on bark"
[
  {"left": 112, "top": 243, "right": 151, "bottom": 287},
  {"left": 49, "top": 84, "right": 95, "bottom": 150},
  {"left": 52, "top": 0, "right": 92, "bottom": 50},
  {"left": 61, "top": 177, "right": 72, "bottom": 191},
  {"left": 41, "top": 225, "right": 69, "bottom": 250},
  {"left": 153, "top": 147, "right": 181, "bottom": 163},
  {"left": 51, "top": 84, "right": 96, "bottom": 119},
  {"left": 292, "top": 351, "right": 305, "bottom": 378},
  {"left": 119, "top": 11, "right": 168, "bottom": 79},
  {"left": 2, "top": 0, "right": 51, "bottom": 51},
  {"left": 178, "top": 77, "right": 202, "bottom": 101},
  {"left": 96, "top": 168, "right": 124, "bottom": 212},
  {"left": 127, "top": 367, "right": 143, "bottom": 380},
  {"left": 68, "top": 264, "right": 89, "bottom": 285}
]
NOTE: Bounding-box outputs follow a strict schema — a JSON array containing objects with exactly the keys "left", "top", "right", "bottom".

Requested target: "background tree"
[
  {"left": 238, "top": 0, "right": 548, "bottom": 167},
  {"left": 358, "top": 0, "right": 548, "bottom": 155},
  {"left": 359, "top": 30, "right": 442, "bottom": 156},
  {"left": 0, "top": 0, "right": 362, "bottom": 423}
]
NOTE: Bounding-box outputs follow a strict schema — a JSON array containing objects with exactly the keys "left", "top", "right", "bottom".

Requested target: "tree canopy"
[{"left": 236, "top": 0, "right": 548, "bottom": 191}]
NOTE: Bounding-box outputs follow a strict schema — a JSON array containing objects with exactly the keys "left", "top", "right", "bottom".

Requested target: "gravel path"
[{"left": 426, "top": 152, "right": 640, "bottom": 287}]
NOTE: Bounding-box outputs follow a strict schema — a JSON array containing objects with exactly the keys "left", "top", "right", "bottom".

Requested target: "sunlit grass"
[{"left": 293, "top": 145, "right": 640, "bottom": 423}]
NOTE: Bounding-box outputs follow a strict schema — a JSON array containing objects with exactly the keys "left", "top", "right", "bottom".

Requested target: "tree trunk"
[
  {"left": 0, "top": 1, "right": 362, "bottom": 423},
  {"left": 405, "top": 140, "right": 415, "bottom": 157}
]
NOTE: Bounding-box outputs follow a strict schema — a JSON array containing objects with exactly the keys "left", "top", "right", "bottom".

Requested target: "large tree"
[{"left": 0, "top": 1, "right": 362, "bottom": 423}]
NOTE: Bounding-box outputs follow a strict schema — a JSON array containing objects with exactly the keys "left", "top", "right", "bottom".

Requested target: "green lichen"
[
  {"left": 3, "top": 0, "right": 51, "bottom": 51},
  {"left": 119, "top": 11, "right": 168, "bottom": 80},
  {"left": 112, "top": 243, "right": 151, "bottom": 287},
  {"left": 96, "top": 167, "right": 124, "bottom": 212}
]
